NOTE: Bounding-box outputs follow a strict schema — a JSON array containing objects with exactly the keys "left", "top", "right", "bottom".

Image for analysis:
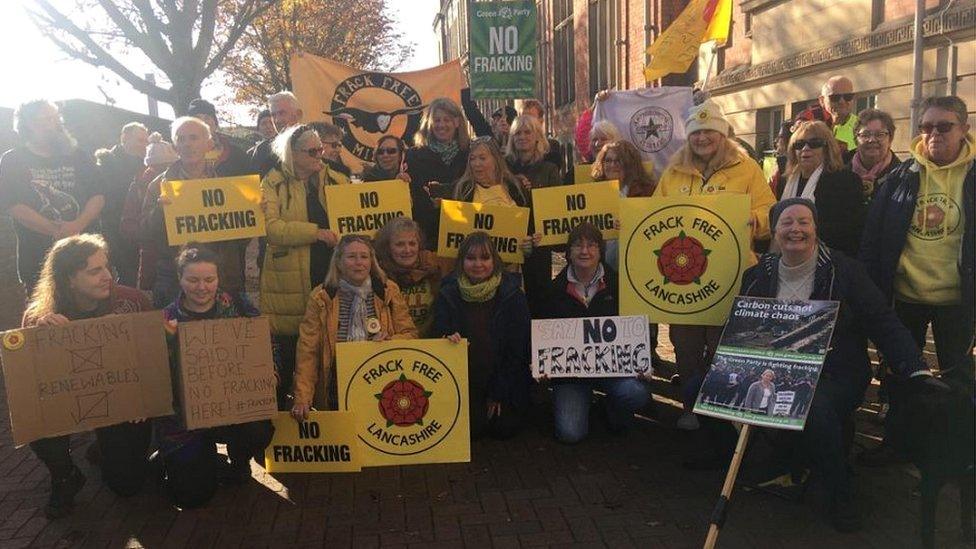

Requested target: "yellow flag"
[
  {"left": 644, "top": 0, "right": 731, "bottom": 81},
  {"left": 290, "top": 52, "right": 465, "bottom": 173}
]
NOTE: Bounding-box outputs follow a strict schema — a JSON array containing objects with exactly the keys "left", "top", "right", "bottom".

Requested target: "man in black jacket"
[{"left": 97, "top": 122, "right": 148, "bottom": 285}]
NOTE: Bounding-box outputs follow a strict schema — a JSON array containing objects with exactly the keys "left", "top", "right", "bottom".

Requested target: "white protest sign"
[{"left": 531, "top": 316, "right": 651, "bottom": 378}]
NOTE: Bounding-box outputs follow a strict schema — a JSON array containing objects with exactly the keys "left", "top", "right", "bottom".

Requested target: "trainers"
[
  {"left": 45, "top": 466, "right": 86, "bottom": 519},
  {"left": 676, "top": 412, "right": 700, "bottom": 431}
]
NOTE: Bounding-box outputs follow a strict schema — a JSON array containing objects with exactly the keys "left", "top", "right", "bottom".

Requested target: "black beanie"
[{"left": 770, "top": 198, "right": 818, "bottom": 232}]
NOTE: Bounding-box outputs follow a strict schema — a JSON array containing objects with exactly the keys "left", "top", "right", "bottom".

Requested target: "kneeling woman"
[
  {"left": 374, "top": 218, "right": 444, "bottom": 338},
  {"left": 540, "top": 223, "right": 649, "bottom": 443},
  {"left": 158, "top": 245, "right": 274, "bottom": 508},
  {"left": 292, "top": 235, "right": 418, "bottom": 419},
  {"left": 23, "top": 234, "right": 154, "bottom": 518},
  {"left": 433, "top": 232, "right": 531, "bottom": 439}
]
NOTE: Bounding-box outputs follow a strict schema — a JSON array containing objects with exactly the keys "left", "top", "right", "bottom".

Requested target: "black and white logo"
[{"left": 629, "top": 106, "right": 674, "bottom": 153}]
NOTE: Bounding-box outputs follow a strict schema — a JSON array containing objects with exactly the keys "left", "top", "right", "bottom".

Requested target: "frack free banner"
[
  {"left": 619, "top": 195, "right": 750, "bottom": 325},
  {"left": 290, "top": 52, "right": 465, "bottom": 172},
  {"left": 336, "top": 339, "right": 470, "bottom": 467},
  {"left": 323, "top": 179, "right": 412, "bottom": 238},
  {"left": 160, "top": 175, "right": 265, "bottom": 246},
  {"left": 437, "top": 200, "right": 530, "bottom": 264},
  {"left": 468, "top": 0, "right": 538, "bottom": 99}
]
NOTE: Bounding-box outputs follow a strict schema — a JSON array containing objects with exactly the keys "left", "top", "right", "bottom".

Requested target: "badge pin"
[{"left": 366, "top": 317, "right": 382, "bottom": 335}]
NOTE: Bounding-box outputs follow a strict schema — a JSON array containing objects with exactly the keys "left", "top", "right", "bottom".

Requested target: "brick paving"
[{"left": 0, "top": 221, "right": 971, "bottom": 548}]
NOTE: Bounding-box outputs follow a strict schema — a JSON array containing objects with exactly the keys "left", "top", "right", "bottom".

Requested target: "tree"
[
  {"left": 26, "top": 0, "right": 276, "bottom": 114},
  {"left": 222, "top": 0, "right": 414, "bottom": 106}
]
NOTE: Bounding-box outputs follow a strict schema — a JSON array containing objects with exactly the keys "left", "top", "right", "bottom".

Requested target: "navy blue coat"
[
  {"left": 741, "top": 245, "right": 927, "bottom": 390},
  {"left": 860, "top": 158, "right": 975, "bottom": 316},
  {"left": 431, "top": 271, "right": 532, "bottom": 408}
]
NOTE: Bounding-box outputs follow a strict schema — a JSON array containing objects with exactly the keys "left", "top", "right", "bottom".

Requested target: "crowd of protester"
[{"left": 0, "top": 76, "right": 971, "bottom": 536}]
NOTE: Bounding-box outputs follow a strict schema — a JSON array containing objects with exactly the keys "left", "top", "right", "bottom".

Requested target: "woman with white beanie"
[{"left": 654, "top": 99, "right": 776, "bottom": 430}]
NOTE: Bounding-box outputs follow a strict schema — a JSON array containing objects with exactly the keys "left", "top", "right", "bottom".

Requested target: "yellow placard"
[
  {"left": 336, "top": 339, "right": 470, "bottom": 467},
  {"left": 323, "top": 180, "right": 413, "bottom": 237},
  {"left": 264, "top": 411, "right": 364, "bottom": 473},
  {"left": 436, "top": 200, "right": 529, "bottom": 264},
  {"left": 619, "top": 195, "right": 750, "bottom": 325},
  {"left": 531, "top": 181, "right": 620, "bottom": 246},
  {"left": 160, "top": 175, "right": 265, "bottom": 245},
  {"left": 573, "top": 161, "right": 654, "bottom": 184}
]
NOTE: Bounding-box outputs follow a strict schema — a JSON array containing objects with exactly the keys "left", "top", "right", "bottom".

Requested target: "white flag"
[{"left": 592, "top": 87, "right": 694, "bottom": 176}]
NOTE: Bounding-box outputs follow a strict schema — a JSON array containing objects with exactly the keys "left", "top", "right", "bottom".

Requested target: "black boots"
[{"left": 45, "top": 466, "right": 86, "bottom": 519}]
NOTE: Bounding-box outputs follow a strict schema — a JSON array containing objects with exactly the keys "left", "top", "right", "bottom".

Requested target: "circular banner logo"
[
  {"left": 629, "top": 106, "right": 674, "bottom": 153},
  {"left": 324, "top": 73, "right": 427, "bottom": 163},
  {"left": 908, "top": 193, "right": 961, "bottom": 241},
  {"left": 341, "top": 347, "right": 462, "bottom": 456},
  {"left": 624, "top": 204, "right": 742, "bottom": 315}
]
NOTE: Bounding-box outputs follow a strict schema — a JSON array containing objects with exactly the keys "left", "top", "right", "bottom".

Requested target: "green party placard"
[{"left": 468, "top": 0, "right": 538, "bottom": 99}]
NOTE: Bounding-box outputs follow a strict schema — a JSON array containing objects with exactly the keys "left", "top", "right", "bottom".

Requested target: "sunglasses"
[
  {"left": 918, "top": 121, "right": 957, "bottom": 135},
  {"left": 792, "top": 138, "right": 827, "bottom": 151},
  {"left": 298, "top": 147, "right": 324, "bottom": 157},
  {"left": 827, "top": 93, "right": 855, "bottom": 103},
  {"left": 321, "top": 141, "right": 341, "bottom": 148},
  {"left": 375, "top": 147, "right": 399, "bottom": 155}
]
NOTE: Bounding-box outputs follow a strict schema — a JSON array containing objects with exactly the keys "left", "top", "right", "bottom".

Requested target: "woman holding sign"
[
  {"left": 158, "top": 244, "right": 274, "bottom": 508},
  {"left": 374, "top": 218, "right": 444, "bottom": 337},
  {"left": 654, "top": 100, "right": 776, "bottom": 431},
  {"left": 260, "top": 124, "right": 347, "bottom": 408},
  {"left": 292, "top": 235, "right": 418, "bottom": 418},
  {"left": 22, "top": 234, "right": 153, "bottom": 519},
  {"left": 540, "top": 223, "right": 650, "bottom": 443},
  {"left": 433, "top": 231, "right": 532, "bottom": 439}
]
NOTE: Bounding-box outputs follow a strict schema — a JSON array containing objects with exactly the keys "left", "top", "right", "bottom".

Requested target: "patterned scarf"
[
  {"left": 337, "top": 278, "right": 376, "bottom": 342},
  {"left": 428, "top": 138, "right": 460, "bottom": 165},
  {"left": 851, "top": 149, "right": 892, "bottom": 196},
  {"left": 458, "top": 272, "right": 502, "bottom": 303}
]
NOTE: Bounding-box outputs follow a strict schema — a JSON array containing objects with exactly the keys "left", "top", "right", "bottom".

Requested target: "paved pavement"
[{"left": 0, "top": 220, "right": 970, "bottom": 548}]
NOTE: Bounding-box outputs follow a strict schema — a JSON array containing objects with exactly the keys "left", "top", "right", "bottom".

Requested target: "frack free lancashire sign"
[{"left": 160, "top": 175, "right": 266, "bottom": 245}]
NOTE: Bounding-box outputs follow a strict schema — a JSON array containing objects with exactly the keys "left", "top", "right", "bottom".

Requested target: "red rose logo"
[
  {"left": 917, "top": 204, "right": 946, "bottom": 228},
  {"left": 375, "top": 374, "right": 432, "bottom": 427},
  {"left": 654, "top": 231, "right": 710, "bottom": 285}
]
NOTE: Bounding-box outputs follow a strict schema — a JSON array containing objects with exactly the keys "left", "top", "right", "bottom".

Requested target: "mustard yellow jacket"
[
  {"left": 655, "top": 144, "right": 776, "bottom": 241},
  {"left": 293, "top": 278, "right": 418, "bottom": 409},
  {"left": 259, "top": 165, "right": 348, "bottom": 335}
]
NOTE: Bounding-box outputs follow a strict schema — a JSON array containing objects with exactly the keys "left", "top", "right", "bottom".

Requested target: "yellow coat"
[
  {"left": 655, "top": 145, "right": 776, "bottom": 241},
  {"left": 259, "top": 165, "right": 348, "bottom": 335},
  {"left": 293, "top": 278, "right": 418, "bottom": 409}
]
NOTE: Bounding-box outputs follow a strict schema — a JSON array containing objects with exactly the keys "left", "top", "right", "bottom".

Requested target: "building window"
[
  {"left": 744, "top": 13, "right": 753, "bottom": 37},
  {"left": 856, "top": 94, "right": 878, "bottom": 113},
  {"left": 756, "top": 106, "right": 785, "bottom": 153},
  {"left": 588, "top": 0, "right": 618, "bottom": 98},
  {"left": 554, "top": 0, "right": 575, "bottom": 107},
  {"left": 871, "top": 0, "right": 885, "bottom": 29}
]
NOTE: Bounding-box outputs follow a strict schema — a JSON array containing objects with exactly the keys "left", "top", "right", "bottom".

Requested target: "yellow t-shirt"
[
  {"left": 473, "top": 183, "right": 516, "bottom": 207},
  {"left": 894, "top": 135, "right": 974, "bottom": 304}
]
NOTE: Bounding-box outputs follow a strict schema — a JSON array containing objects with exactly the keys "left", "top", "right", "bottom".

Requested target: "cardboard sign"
[
  {"left": 160, "top": 175, "right": 266, "bottom": 245},
  {"left": 573, "top": 161, "right": 654, "bottom": 184},
  {"left": 264, "top": 411, "right": 364, "bottom": 473},
  {"left": 0, "top": 311, "right": 173, "bottom": 446},
  {"left": 531, "top": 181, "right": 620, "bottom": 246},
  {"left": 336, "top": 339, "right": 470, "bottom": 467},
  {"left": 437, "top": 199, "right": 529, "bottom": 264},
  {"left": 531, "top": 316, "right": 652, "bottom": 378},
  {"left": 177, "top": 316, "right": 277, "bottom": 430},
  {"left": 619, "top": 195, "right": 750, "bottom": 325},
  {"left": 694, "top": 297, "right": 840, "bottom": 430},
  {"left": 323, "top": 179, "right": 412, "bottom": 237}
]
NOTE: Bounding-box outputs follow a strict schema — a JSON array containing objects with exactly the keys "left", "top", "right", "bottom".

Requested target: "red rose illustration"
[
  {"left": 654, "top": 231, "right": 710, "bottom": 285},
  {"left": 375, "top": 374, "right": 432, "bottom": 427},
  {"left": 917, "top": 204, "right": 946, "bottom": 228}
]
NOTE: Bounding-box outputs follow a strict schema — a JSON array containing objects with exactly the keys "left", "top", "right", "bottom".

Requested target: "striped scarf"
[{"left": 337, "top": 279, "right": 377, "bottom": 342}]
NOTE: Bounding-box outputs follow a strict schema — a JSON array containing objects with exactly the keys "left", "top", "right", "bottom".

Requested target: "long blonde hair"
[
  {"left": 452, "top": 137, "right": 526, "bottom": 203},
  {"left": 786, "top": 121, "right": 844, "bottom": 176},
  {"left": 322, "top": 235, "right": 388, "bottom": 291},
  {"left": 413, "top": 98, "right": 471, "bottom": 150},
  {"left": 24, "top": 234, "right": 108, "bottom": 324},
  {"left": 504, "top": 115, "right": 549, "bottom": 164}
]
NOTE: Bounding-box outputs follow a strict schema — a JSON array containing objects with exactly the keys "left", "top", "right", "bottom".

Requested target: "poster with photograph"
[{"left": 693, "top": 297, "right": 840, "bottom": 430}]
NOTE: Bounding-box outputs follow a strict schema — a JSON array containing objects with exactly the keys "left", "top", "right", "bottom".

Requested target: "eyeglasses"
[
  {"left": 297, "top": 147, "right": 324, "bottom": 157},
  {"left": 601, "top": 157, "right": 622, "bottom": 166},
  {"left": 791, "top": 138, "right": 827, "bottom": 151},
  {"left": 918, "top": 121, "right": 957, "bottom": 135},
  {"left": 375, "top": 147, "right": 399, "bottom": 155},
  {"left": 321, "top": 141, "right": 341, "bottom": 148},
  {"left": 827, "top": 93, "right": 855, "bottom": 103},
  {"left": 856, "top": 130, "right": 890, "bottom": 141}
]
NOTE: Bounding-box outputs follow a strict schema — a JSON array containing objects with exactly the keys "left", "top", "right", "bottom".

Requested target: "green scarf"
[
  {"left": 429, "top": 138, "right": 460, "bottom": 165},
  {"left": 458, "top": 272, "right": 501, "bottom": 303}
]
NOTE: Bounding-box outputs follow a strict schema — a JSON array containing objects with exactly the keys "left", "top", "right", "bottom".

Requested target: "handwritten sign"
[
  {"left": 323, "top": 179, "right": 413, "bottom": 237},
  {"left": 531, "top": 316, "right": 652, "bottom": 378},
  {"left": 264, "top": 411, "right": 364, "bottom": 472},
  {"left": 437, "top": 199, "right": 529, "bottom": 264},
  {"left": 532, "top": 181, "right": 620, "bottom": 246},
  {"left": 177, "top": 316, "right": 277, "bottom": 430},
  {"left": 160, "top": 175, "right": 266, "bottom": 245},
  {"left": 0, "top": 311, "right": 173, "bottom": 446},
  {"left": 336, "top": 339, "right": 470, "bottom": 467}
]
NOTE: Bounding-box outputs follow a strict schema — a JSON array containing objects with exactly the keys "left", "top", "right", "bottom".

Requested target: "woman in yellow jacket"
[
  {"left": 260, "top": 124, "right": 348, "bottom": 408},
  {"left": 654, "top": 99, "right": 776, "bottom": 431},
  {"left": 291, "top": 235, "right": 418, "bottom": 418}
]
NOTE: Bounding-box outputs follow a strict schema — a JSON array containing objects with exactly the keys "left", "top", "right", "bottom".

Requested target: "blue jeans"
[{"left": 552, "top": 378, "right": 649, "bottom": 443}]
